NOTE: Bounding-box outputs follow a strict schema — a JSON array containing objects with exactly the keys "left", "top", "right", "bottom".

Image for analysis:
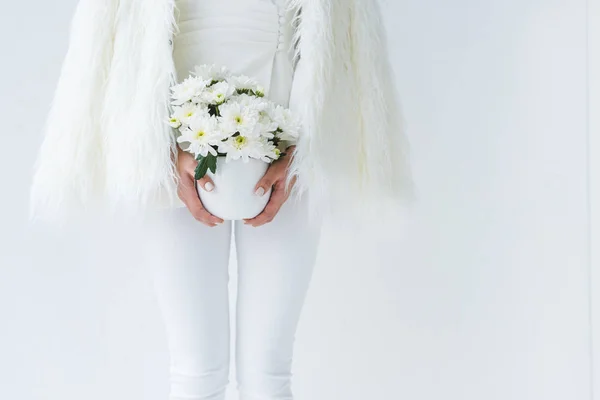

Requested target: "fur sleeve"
[
  {"left": 349, "top": 0, "right": 414, "bottom": 201},
  {"left": 287, "top": 0, "right": 413, "bottom": 222},
  {"left": 30, "top": 0, "right": 120, "bottom": 221}
]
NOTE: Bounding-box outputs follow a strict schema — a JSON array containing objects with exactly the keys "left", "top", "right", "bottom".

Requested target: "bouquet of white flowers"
[
  {"left": 167, "top": 65, "right": 301, "bottom": 220},
  {"left": 168, "top": 65, "right": 301, "bottom": 181}
]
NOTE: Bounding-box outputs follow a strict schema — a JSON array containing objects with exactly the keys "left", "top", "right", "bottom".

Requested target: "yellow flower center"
[
  {"left": 235, "top": 116, "right": 243, "bottom": 124},
  {"left": 186, "top": 112, "right": 194, "bottom": 117},
  {"left": 195, "top": 130, "right": 205, "bottom": 139},
  {"left": 234, "top": 136, "right": 247, "bottom": 148}
]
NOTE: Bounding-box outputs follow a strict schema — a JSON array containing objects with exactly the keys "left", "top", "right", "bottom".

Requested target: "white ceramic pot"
[{"left": 197, "top": 157, "right": 272, "bottom": 220}]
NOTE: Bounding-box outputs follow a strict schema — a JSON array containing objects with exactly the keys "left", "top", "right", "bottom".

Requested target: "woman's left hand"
[{"left": 244, "top": 146, "right": 296, "bottom": 227}]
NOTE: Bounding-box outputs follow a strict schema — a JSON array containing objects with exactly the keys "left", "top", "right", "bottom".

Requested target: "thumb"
[
  {"left": 255, "top": 171, "right": 275, "bottom": 197},
  {"left": 197, "top": 175, "right": 215, "bottom": 192}
]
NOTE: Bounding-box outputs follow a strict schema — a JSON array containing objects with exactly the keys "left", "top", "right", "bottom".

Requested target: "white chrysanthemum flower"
[
  {"left": 272, "top": 106, "right": 301, "bottom": 140},
  {"left": 219, "top": 102, "right": 260, "bottom": 137},
  {"left": 248, "top": 112, "right": 275, "bottom": 139},
  {"left": 232, "top": 93, "right": 256, "bottom": 105},
  {"left": 167, "top": 116, "right": 182, "bottom": 129},
  {"left": 255, "top": 137, "right": 281, "bottom": 161},
  {"left": 254, "top": 117, "right": 277, "bottom": 138},
  {"left": 173, "top": 103, "right": 209, "bottom": 126},
  {"left": 171, "top": 76, "right": 207, "bottom": 106},
  {"left": 231, "top": 95, "right": 274, "bottom": 139},
  {"left": 230, "top": 75, "right": 264, "bottom": 94},
  {"left": 170, "top": 65, "right": 300, "bottom": 166},
  {"left": 232, "top": 93, "right": 268, "bottom": 110},
  {"left": 269, "top": 104, "right": 301, "bottom": 141},
  {"left": 252, "top": 102, "right": 278, "bottom": 138},
  {"left": 218, "top": 135, "right": 267, "bottom": 163},
  {"left": 200, "top": 81, "right": 235, "bottom": 105},
  {"left": 193, "top": 65, "right": 231, "bottom": 82},
  {"left": 177, "top": 116, "right": 222, "bottom": 157}
]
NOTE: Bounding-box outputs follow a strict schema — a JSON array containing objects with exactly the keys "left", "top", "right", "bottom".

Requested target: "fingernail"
[
  {"left": 255, "top": 187, "right": 265, "bottom": 196},
  {"left": 205, "top": 182, "right": 214, "bottom": 192}
]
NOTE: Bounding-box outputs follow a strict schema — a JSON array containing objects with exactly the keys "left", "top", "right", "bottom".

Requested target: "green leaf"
[
  {"left": 194, "top": 153, "right": 218, "bottom": 180},
  {"left": 208, "top": 154, "right": 218, "bottom": 174},
  {"left": 195, "top": 155, "right": 210, "bottom": 180}
]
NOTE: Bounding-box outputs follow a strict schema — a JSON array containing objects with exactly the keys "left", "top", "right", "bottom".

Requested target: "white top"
[{"left": 172, "top": 0, "right": 297, "bottom": 107}]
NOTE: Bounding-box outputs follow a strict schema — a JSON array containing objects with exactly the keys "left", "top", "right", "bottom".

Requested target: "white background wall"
[
  {"left": 0, "top": 0, "right": 594, "bottom": 400},
  {"left": 589, "top": 0, "right": 599, "bottom": 396}
]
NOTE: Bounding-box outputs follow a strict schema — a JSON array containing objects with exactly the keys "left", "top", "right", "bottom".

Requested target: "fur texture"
[
  {"left": 30, "top": 0, "right": 119, "bottom": 220},
  {"left": 30, "top": 0, "right": 412, "bottom": 222},
  {"left": 102, "top": 0, "right": 179, "bottom": 211},
  {"left": 286, "top": 0, "right": 413, "bottom": 221}
]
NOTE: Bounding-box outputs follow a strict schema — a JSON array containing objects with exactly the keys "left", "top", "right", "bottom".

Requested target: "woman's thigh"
[
  {"left": 233, "top": 195, "right": 321, "bottom": 377},
  {"left": 149, "top": 207, "right": 233, "bottom": 373}
]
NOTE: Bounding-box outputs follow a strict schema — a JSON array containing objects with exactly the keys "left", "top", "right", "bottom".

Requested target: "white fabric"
[
  {"left": 173, "top": 0, "right": 296, "bottom": 107},
  {"left": 150, "top": 196, "right": 320, "bottom": 400},
  {"left": 170, "top": 0, "right": 298, "bottom": 209},
  {"left": 151, "top": 3, "right": 321, "bottom": 400},
  {"left": 30, "top": 0, "right": 412, "bottom": 223}
]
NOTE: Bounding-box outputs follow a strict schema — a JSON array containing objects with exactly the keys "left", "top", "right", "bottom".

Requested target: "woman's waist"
[
  {"left": 175, "top": 0, "right": 280, "bottom": 40},
  {"left": 174, "top": 26, "right": 279, "bottom": 48}
]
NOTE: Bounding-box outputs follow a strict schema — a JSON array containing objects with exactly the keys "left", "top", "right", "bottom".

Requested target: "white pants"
[{"left": 149, "top": 196, "right": 321, "bottom": 400}]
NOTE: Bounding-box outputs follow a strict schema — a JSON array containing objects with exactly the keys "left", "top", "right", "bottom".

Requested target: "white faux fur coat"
[{"left": 30, "top": 0, "right": 412, "bottom": 221}]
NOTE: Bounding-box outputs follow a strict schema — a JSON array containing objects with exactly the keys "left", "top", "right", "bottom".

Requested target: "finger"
[
  {"left": 178, "top": 176, "right": 224, "bottom": 226},
  {"left": 191, "top": 205, "right": 224, "bottom": 227},
  {"left": 254, "top": 169, "right": 277, "bottom": 197},
  {"left": 185, "top": 192, "right": 224, "bottom": 226},
  {"left": 244, "top": 202, "right": 280, "bottom": 227},
  {"left": 197, "top": 175, "right": 215, "bottom": 192},
  {"left": 176, "top": 174, "right": 196, "bottom": 203},
  {"left": 244, "top": 184, "right": 286, "bottom": 227}
]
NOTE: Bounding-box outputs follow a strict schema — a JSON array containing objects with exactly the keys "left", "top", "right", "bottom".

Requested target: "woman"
[{"left": 31, "top": 0, "right": 411, "bottom": 399}]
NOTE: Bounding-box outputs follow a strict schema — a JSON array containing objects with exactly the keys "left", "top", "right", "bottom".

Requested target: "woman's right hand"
[{"left": 176, "top": 148, "right": 224, "bottom": 227}]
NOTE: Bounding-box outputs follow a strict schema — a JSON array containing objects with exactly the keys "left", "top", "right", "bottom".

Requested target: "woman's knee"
[{"left": 169, "top": 362, "right": 229, "bottom": 400}]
